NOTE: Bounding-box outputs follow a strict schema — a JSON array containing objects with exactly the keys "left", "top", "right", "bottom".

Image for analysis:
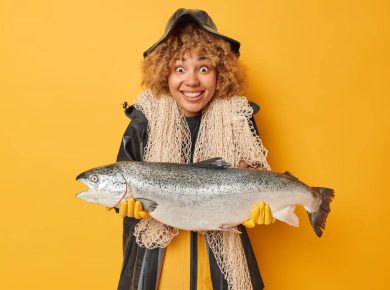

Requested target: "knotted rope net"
[{"left": 132, "top": 90, "right": 270, "bottom": 290}]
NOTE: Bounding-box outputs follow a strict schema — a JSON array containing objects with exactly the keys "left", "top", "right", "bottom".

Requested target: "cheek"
[
  {"left": 168, "top": 74, "right": 181, "bottom": 91},
  {"left": 204, "top": 72, "right": 217, "bottom": 92}
]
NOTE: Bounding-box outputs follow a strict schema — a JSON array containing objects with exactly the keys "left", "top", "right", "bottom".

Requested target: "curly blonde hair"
[{"left": 141, "top": 23, "right": 247, "bottom": 99}]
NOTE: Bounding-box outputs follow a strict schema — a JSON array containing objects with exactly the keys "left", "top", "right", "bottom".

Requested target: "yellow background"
[{"left": 1, "top": 0, "right": 389, "bottom": 289}]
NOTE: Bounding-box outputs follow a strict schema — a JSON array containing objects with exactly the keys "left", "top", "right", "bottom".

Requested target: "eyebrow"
[{"left": 177, "top": 56, "right": 210, "bottom": 62}]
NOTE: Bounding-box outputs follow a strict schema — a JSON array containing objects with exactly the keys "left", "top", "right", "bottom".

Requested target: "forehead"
[{"left": 173, "top": 51, "right": 212, "bottom": 63}]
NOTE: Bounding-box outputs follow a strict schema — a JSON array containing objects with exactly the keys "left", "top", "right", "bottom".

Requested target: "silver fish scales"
[{"left": 76, "top": 158, "right": 334, "bottom": 237}]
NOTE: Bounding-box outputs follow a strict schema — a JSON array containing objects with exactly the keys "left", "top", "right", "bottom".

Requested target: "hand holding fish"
[
  {"left": 118, "top": 198, "right": 150, "bottom": 219},
  {"left": 238, "top": 160, "right": 276, "bottom": 228},
  {"left": 242, "top": 201, "right": 276, "bottom": 228},
  {"left": 111, "top": 159, "right": 275, "bottom": 226},
  {"left": 116, "top": 196, "right": 274, "bottom": 227}
]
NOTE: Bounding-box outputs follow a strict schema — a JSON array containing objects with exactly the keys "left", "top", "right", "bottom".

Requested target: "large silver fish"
[{"left": 76, "top": 158, "right": 334, "bottom": 237}]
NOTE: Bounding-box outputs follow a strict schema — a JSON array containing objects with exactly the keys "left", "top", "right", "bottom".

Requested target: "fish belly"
[
  {"left": 129, "top": 164, "right": 318, "bottom": 230},
  {"left": 148, "top": 194, "right": 259, "bottom": 231},
  {"left": 134, "top": 188, "right": 316, "bottom": 230}
]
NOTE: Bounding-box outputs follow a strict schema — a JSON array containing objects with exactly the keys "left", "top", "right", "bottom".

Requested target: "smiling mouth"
[{"left": 181, "top": 91, "right": 205, "bottom": 98}]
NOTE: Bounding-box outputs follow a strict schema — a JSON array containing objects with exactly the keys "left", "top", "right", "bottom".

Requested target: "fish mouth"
[
  {"left": 75, "top": 172, "right": 86, "bottom": 181},
  {"left": 76, "top": 190, "right": 98, "bottom": 200},
  {"left": 76, "top": 190, "right": 122, "bottom": 208},
  {"left": 75, "top": 168, "right": 128, "bottom": 208}
]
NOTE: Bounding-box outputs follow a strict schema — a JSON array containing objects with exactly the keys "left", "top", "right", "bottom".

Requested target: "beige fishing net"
[
  {"left": 193, "top": 95, "right": 270, "bottom": 170},
  {"left": 135, "top": 92, "right": 192, "bottom": 164},
  {"left": 132, "top": 90, "right": 270, "bottom": 290},
  {"left": 133, "top": 218, "right": 179, "bottom": 249},
  {"left": 206, "top": 230, "right": 252, "bottom": 290}
]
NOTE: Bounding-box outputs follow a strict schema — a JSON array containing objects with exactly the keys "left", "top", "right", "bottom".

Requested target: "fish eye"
[{"left": 89, "top": 174, "right": 99, "bottom": 183}]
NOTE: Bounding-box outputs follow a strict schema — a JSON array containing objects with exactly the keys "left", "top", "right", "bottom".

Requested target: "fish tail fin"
[{"left": 307, "top": 187, "right": 335, "bottom": 237}]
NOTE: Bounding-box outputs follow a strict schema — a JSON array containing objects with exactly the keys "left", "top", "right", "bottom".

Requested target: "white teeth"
[{"left": 183, "top": 91, "right": 203, "bottom": 98}]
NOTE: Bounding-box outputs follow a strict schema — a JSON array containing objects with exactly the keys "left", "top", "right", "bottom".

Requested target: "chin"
[
  {"left": 184, "top": 109, "right": 202, "bottom": 116},
  {"left": 181, "top": 104, "right": 203, "bottom": 116}
]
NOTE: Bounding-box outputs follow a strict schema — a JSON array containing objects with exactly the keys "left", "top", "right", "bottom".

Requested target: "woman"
[{"left": 115, "top": 8, "right": 272, "bottom": 290}]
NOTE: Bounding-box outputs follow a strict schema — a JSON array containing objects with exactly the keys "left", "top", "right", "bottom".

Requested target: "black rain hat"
[{"left": 143, "top": 8, "right": 241, "bottom": 58}]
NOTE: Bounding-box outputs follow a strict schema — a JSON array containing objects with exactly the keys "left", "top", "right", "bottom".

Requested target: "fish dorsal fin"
[
  {"left": 192, "top": 157, "right": 231, "bottom": 170},
  {"left": 284, "top": 171, "right": 301, "bottom": 181}
]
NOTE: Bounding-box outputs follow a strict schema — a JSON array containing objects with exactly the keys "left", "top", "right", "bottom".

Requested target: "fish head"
[{"left": 76, "top": 164, "right": 127, "bottom": 208}]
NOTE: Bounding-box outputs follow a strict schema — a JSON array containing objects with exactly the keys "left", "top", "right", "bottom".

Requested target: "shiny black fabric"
[{"left": 116, "top": 104, "right": 264, "bottom": 290}]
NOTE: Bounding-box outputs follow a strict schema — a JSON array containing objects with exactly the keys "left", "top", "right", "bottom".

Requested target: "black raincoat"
[{"left": 116, "top": 103, "right": 265, "bottom": 290}]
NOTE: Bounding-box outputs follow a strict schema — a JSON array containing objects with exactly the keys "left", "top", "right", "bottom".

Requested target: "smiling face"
[{"left": 168, "top": 50, "right": 217, "bottom": 117}]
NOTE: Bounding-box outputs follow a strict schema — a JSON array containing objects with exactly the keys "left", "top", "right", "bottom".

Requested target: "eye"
[
  {"left": 199, "top": 66, "right": 209, "bottom": 73},
  {"left": 175, "top": 66, "right": 185, "bottom": 73},
  {"left": 89, "top": 174, "right": 99, "bottom": 183}
]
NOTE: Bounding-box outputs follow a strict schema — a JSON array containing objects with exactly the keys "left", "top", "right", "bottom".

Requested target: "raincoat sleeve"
[
  {"left": 116, "top": 105, "right": 148, "bottom": 162},
  {"left": 116, "top": 105, "right": 162, "bottom": 290},
  {"left": 248, "top": 101, "right": 261, "bottom": 135}
]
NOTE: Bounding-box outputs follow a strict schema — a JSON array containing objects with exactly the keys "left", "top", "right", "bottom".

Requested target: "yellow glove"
[
  {"left": 107, "top": 198, "right": 150, "bottom": 219},
  {"left": 242, "top": 201, "right": 276, "bottom": 228}
]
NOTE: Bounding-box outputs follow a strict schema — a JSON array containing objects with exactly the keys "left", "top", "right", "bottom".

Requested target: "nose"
[{"left": 184, "top": 71, "right": 200, "bottom": 87}]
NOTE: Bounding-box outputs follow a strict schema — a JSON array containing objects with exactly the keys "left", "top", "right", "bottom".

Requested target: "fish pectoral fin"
[
  {"left": 135, "top": 198, "right": 158, "bottom": 212},
  {"left": 192, "top": 157, "right": 231, "bottom": 170},
  {"left": 273, "top": 206, "right": 299, "bottom": 227},
  {"left": 218, "top": 224, "right": 242, "bottom": 234}
]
